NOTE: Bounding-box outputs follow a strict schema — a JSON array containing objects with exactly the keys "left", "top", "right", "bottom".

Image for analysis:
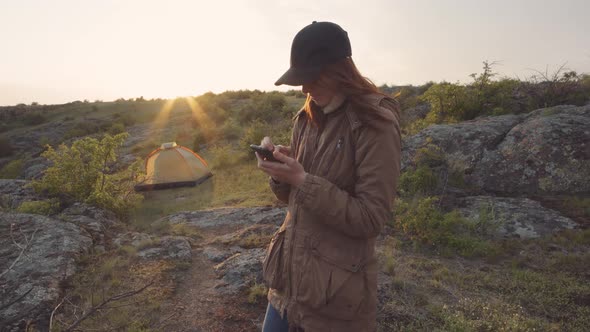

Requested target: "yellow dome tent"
[{"left": 135, "top": 142, "right": 212, "bottom": 191}]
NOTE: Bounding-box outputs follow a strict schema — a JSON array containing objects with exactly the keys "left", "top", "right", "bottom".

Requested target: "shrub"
[
  {"left": 31, "top": 133, "right": 144, "bottom": 219},
  {"left": 108, "top": 122, "right": 126, "bottom": 135},
  {"left": 394, "top": 197, "right": 494, "bottom": 257},
  {"left": 239, "top": 120, "right": 271, "bottom": 157},
  {"left": 0, "top": 159, "right": 24, "bottom": 179},
  {"left": 398, "top": 165, "right": 439, "bottom": 197},
  {"left": 219, "top": 118, "right": 243, "bottom": 141},
  {"left": 208, "top": 144, "right": 244, "bottom": 170},
  {"left": 420, "top": 82, "right": 468, "bottom": 122},
  {"left": 17, "top": 199, "right": 60, "bottom": 215},
  {"left": 0, "top": 136, "right": 13, "bottom": 157}
]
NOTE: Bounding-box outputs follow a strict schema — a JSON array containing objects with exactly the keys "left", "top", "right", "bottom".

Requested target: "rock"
[
  {"left": 401, "top": 104, "right": 430, "bottom": 125},
  {"left": 402, "top": 105, "right": 590, "bottom": 195},
  {"left": 213, "top": 248, "right": 266, "bottom": 295},
  {"left": 58, "top": 203, "right": 118, "bottom": 246},
  {"left": 0, "top": 212, "right": 93, "bottom": 330},
  {"left": 0, "top": 180, "right": 38, "bottom": 210},
  {"left": 202, "top": 246, "right": 234, "bottom": 263},
  {"left": 22, "top": 157, "right": 50, "bottom": 180},
  {"left": 456, "top": 196, "right": 578, "bottom": 238},
  {"left": 474, "top": 105, "right": 590, "bottom": 194},
  {"left": 114, "top": 232, "right": 192, "bottom": 261},
  {"left": 113, "top": 231, "right": 153, "bottom": 247},
  {"left": 136, "top": 236, "right": 192, "bottom": 261},
  {"left": 402, "top": 113, "right": 524, "bottom": 174},
  {"left": 162, "top": 207, "right": 286, "bottom": 229}
]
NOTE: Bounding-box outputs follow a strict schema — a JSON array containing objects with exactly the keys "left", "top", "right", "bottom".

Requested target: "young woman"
[{"left": 256, "top": 21, "right": 401, "bottom": 332}]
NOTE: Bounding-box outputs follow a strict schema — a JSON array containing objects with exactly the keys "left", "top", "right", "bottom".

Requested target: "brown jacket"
[{"left": 262, "top": 94, "right": 401, "bottom": 332}]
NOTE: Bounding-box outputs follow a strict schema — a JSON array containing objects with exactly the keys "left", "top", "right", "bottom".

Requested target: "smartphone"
[{"left": 250, "top": 144, "right": 282, "bottom": 163}]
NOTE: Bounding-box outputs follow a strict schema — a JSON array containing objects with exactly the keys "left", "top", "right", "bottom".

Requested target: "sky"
[{"left": 1, "top": 0, "right": 589, "bottom": 106}]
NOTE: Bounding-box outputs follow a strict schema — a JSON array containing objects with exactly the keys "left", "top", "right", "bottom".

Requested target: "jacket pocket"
[
  {"left": 295, "top": 241, "right": 367, "bottom": 319},
  {"left": 262, "top": 228, "right": 286, "bottom": 291}
]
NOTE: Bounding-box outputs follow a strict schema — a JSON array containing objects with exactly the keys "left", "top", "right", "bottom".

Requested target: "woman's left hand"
[{"left": 256, "top": 149, "right": 306, "bottom": 187}]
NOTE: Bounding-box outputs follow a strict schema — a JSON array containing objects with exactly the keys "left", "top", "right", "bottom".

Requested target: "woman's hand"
[{"left": 256, "top": 137, "right": 305, "bottom": 187}]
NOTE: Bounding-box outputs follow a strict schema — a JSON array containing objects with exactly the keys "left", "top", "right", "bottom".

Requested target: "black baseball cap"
[{"left": 275, "top": 21, "right": 352, "bottom": 86}]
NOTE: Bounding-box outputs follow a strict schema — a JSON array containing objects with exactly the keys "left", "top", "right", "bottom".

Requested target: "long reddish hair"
[{"left": 303, "top": 57, "right": 396, "bottom": 128}]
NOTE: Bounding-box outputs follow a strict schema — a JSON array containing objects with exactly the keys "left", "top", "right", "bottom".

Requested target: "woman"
[{"left": 256, "top": 21, "right": 401, "bottom": 332}]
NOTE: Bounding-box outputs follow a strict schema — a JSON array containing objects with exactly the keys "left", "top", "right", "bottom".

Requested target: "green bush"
[
  {"left": 219, "top": 118, "right": 243, "bottom": 141},
  {"left": 0, "top": 159, "right": 24, "bottom": 179},
  {"left": 17, "top": 199, "right": 60, "bottom": 215},
  {"left": 32, "top": 133, "right": 144, "bottom": 219},
  {"left": 394, "top": 197, "right": 494, "bottom": 257},
  {"left": 108, "top": 122, "right": 126, "bottom": 135},
  {"left": 239, "top": 120, "right": 271, "bottom": 157},
  {"left": 399, "top": 165, "right": 439, "bottom": 196}
]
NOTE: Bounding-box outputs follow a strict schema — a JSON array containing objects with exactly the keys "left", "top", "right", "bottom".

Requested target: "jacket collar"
[{"left": 294, "top": 100, "right": 362, "bottom": 131}]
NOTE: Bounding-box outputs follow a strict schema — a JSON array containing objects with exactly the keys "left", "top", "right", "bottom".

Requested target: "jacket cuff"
[
  {"left": 269, "top": 176, "right": 289, "bottom": 192},
  {"left": 294, "top": 173, "right": 320, "bottom": 205}
]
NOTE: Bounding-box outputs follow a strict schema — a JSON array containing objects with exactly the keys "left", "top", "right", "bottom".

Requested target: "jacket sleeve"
[
  {"left": 292, "top": 116, "right": 401, "bottom": 239},
  {"left": 269, "top": 176, "right": 290, "bottom": 204}
]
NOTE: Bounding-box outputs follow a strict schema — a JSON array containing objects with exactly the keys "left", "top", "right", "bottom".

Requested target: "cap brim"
[{"left": 274, "top": 66, "right": 323, "bottom": 86}]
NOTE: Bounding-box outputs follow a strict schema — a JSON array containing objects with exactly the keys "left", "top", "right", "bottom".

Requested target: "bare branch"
[
  {"left": 64, "top": 281, "right": 154, "bottom": 332},
  {"left": 49, "top": 296, "right": 66, "bottom": 330}
]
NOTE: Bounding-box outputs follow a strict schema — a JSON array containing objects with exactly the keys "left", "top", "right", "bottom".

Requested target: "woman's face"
[{"left": 302, "top": 76, "right": 337, "bottom": 107}]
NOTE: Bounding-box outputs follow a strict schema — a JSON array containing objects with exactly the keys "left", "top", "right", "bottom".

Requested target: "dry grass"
[{"left": 377, "top": 228, "right": 590, "bottom": 331}]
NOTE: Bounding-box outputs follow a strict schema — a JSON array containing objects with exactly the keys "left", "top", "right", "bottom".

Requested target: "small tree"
[{"left": 32, "top": 133, "right": 143, "bottom": 218}]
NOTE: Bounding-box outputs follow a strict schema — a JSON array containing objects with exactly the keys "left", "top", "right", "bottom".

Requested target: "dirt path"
[{"left": 158, "top": 224, "right": 269, "bottom": 332}]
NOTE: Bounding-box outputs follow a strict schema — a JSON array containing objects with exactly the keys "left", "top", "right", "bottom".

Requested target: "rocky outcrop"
[
  {"left": 0, "top": 213, "right": 93, "bottom": 331},
  {"left": 456, "top": 196, "right": 577, "bottom": 239},
  {"left": 58, "top": 203, "right": 119, "bottom": 247},
  {"left": 0, "top": 179, "right": 38, "bottom": 210},
  {"left": 402, "top": 105, "right": 590, "bottom": 195}
]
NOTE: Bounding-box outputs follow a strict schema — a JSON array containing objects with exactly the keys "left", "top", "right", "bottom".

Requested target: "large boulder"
[
  {"left": 403, "top": 105, "right": 590, "bottom": 195},
  {"left": 0, "top": 212, "right": 93, "bottom": 331},
  {"left": 474, "top": 105, "right": 590, "bottom": 194}
]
